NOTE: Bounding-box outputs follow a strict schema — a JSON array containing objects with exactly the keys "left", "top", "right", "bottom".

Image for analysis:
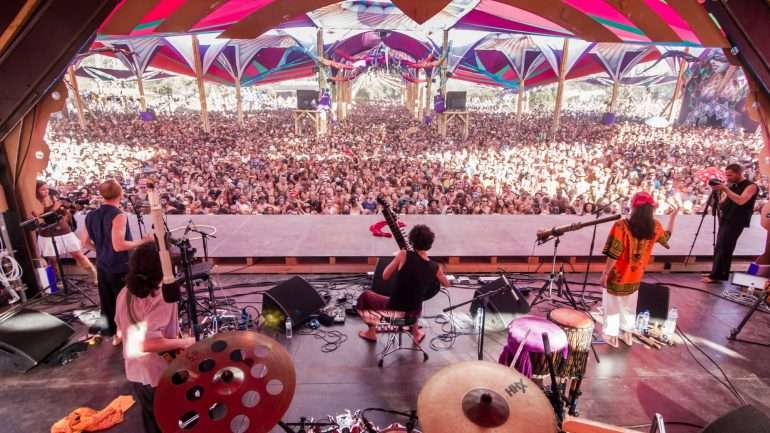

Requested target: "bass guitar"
[{"left": 376, "top": 195, "right": 441, "bottom": 301}]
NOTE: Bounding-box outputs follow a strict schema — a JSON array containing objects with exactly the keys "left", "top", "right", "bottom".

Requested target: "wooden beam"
[
  {"left": 67, "top": 66, "right": 86, "bottom": 128},
  {"left": 235, "top": 78, "right": 243, "bottom": 125},
  {"left": 191, "top": 35, "right": 210, "bottom": 133},
  {"left": 317, "top": 28, "right": 326, "bottom": 90},
  {"left": 603, "top": 0, "right": 682, "bottom": 43},
  {"left": 607, "top": 79, "right": 620, "bottom": 114},
  {"left": 495, "top": 0, "right": 621, "bottom": 42},
  {"left": 440, "top": 29, "right": 449, "bottom": 98},
  {"left": 154, "top": 0, "right": 225, "bottom": 33},
  {"left": 667, "top": 0, "right": 728, "bottom": 48},
  {"left": 220, "top": 0, "right": 337, "bottom": 39},
  {"left": 136, "top": 71, "right": 147, "bottom": 112},
  {"left": 391, "top": 0, "right": 451, "bottom": 24},
  {"left": 100, "top": 0, "right": 161, "bottom": 35},
  {"left": 552, "top": 38, "right": 569, "bottom": 131},
  {"left": 667, "top": 55, "right": 688, "bottom": 122},
  {"left": 517, "top": 79, "right": 525, "bottom": 116},
  {"left": 0, "top": 0, "right": 40, "bottom": 55}
]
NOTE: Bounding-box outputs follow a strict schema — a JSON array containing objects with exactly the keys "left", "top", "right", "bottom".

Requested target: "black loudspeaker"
[
  {"left": 296, "top": 90, "right": 320, "bottom": 110},
  {"left": 470, "top": 278, "right": 530, "bottom": 332},
  {"left": 0, "top": 308, "right": 74, "bottom": 372},
  {"left": 701, "top": 405, "right": 770, "bottom": 433},
  {"left": 636, "top": 282, "right": 670, "bottom": 323},
  {"left": 371, "top": 257, "right": 398, "bottom": 296},
  {"left": 263, "top": 276, "right": 325, "bottom": 329},
  {"left": 446, "top": 91, "right": 467, "bottom": 111}
]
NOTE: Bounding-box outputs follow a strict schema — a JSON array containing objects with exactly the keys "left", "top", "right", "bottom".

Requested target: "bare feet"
[
  {"left": 702, "top": 276, "right": 720, "bottom": 283},
  {"left": 411, "top": 327, "right": 426, "bottom": 344},
  {"left": 621, "top": 332, "right": 633, "bottom": 347},
  {"left": 604, "top": 335, "right": 619, "bottom": 348},
  {"left": 358, "top": 329, "right": 377, "bottom": 342},
  {"left": 112, "top": 335, "right": 122, "bottom": 346}
]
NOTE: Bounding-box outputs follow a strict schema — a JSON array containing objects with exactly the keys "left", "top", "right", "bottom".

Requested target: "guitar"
[{"left": 376, "top": 195, "right": 441, "bottom": 301}]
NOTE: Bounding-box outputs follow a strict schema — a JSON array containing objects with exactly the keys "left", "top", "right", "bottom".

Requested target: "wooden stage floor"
[{"left": 1, "top": 272, "right": 769, "bottom": 433}]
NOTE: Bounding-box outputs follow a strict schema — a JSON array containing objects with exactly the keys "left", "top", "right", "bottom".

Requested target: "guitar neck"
[{"left": 382, "top": 207, "right": 411, "bottom": 251}]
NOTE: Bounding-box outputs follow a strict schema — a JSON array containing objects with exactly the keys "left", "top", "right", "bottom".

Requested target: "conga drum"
[
  {"left": 498, "top": 314, "right": 568, "bottom": 378},
  {"left": 547, "top": 308, "right": 594, "bottom": 379}
]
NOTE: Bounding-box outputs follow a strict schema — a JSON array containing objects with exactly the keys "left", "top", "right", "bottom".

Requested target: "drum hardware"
[
  {"left": 277, "top": 418, "right": 339, "bottom": 433},
  {"left": 542, "top": 332, "right": 565, "bottom": 426},
  {"left": 154, "top": 331, "right": 296, "bottom": 433},
  {"left": 547, "top": 308, "right": 595, "bottom": 417},
  {"left": 443, "top": 281, "right": 520, "bottom": 360},
  {"left": 361, "top": 408, "right": 418, "bottom": 433},
  {"left": 728, "top": 285, "right": 770, "bottom": 347}
]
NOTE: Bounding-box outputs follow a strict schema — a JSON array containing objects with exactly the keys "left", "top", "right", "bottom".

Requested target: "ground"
[{"left": 1, "top": 272, "right": 769, "bottom": 433}]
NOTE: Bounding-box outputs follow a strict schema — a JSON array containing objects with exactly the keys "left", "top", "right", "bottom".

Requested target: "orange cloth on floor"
[{"left": 51, "top": 395, "right": 135, "bottom": 433}]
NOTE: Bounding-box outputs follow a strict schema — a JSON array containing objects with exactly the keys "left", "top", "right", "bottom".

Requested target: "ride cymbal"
[
  {"left": 154, "top": 331, "right": 295, "bottom": 433},
  {"left": 417, "top": 361, "right": 557, "bottom": 433}
]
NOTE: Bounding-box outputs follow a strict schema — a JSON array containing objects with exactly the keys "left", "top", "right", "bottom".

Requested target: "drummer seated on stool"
[{"left": 357, "top": 225, "right": 450, "bottom": 343}]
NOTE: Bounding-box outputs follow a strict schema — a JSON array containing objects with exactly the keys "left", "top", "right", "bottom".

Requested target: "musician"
[
  {"left": 34, "top": 181, "right": 97, "bottom": 283},
  {"left": 81, "top": 180, "right": 150, "bottom": 342},
  {"left": 115, "top": 241, "right": 195, "bottom": 433},
  {"left": 601, "top": 192, "right": 678, "bottom": 348},
  {"left": 703, "top": 164, "right": 758, "bottom": 283},
  {"left": 357, "top": 224, "right": 450, "bottom": 343}
]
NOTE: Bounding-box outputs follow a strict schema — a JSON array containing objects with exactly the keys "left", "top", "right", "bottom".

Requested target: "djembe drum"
[{"left": 547, "top": 308, "right": 594, "bottom": 379}]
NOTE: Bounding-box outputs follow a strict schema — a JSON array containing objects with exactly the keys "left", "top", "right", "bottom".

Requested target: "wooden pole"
[
  {"left": 136, "top": 71, "right": 147, "bottom": 112},
  {"left": 191, "top": 35, "right": 210, "bottom": 133},
  {"left": 424, "top": 69, "right": 432, "bottom": 118},
  {"left": 552, "top": 38, "right": 570, "bottom": 132},
  {"left": 67, "top": 65, "right": 86, "bottom": 128},
  {"left": 668, "top": 56, "right": 688, "bottom": 123},
  {"left": 517, "top": 79, "right": 525, "bottom": 117},
  {"left": 235, "top": 78, "right": 243, "bottom": 125},
  {"left": 608, "top": 78, "right": 620, "bottom": 114},
  {"left": 317, "top": 29, "right": 326, "bottom": 91}
]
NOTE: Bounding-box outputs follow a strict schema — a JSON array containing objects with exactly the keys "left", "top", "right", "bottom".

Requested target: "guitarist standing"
[{"left": 357, "top": 224, "right": 450, "bottom": 343}]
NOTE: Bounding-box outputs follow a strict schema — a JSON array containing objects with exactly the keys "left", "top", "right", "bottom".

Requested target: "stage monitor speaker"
[
  {"left": 470, "top": 278, "right": 530, "bottom": 332},
  {"left": 297, "top": 90, "right": 320, "bottom": 110},
  {"left": 445, "top": 91, "right": 466, "bottom": 111},
  {"left": 636, "top": 282, "right": 670, "bottom": 323},
  {"left": 701, "top": 405, "right": 770, "bottom": 433},
  {"left": 0, "top": 308, "right": 74, "bottom": 372},
  {"left": 371, "top": 257, "right": 398, "bottom": 296},
  {"left": 263, "top": 276, "right": 325, "bottom": 329}
]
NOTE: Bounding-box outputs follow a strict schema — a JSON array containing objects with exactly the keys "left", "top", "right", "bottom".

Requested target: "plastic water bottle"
[
  {"left": 636, "top": 310, "right": 650, "bottom": 333},
  {"left": 285, "top": 317, "right": 293, "bottom": 339},
  {"left": 663, "top": 307, "right": 678, "bottom": 339},
  {"left": 642, "top": 311, "right": 650, "bottom": 334}
]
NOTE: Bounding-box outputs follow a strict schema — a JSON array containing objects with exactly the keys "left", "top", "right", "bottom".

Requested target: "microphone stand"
[
  {"left": 443, "top": 283, "right": 515, "bottom": 360},
  {"left": 190, "top": 227, "right": 216, "bottom": 262},
  {"left": 127, "top": 196, "right": 145, "bottom": 239},
  {"left": 578, "top": 198, "right": 617, "bottom": 308}
]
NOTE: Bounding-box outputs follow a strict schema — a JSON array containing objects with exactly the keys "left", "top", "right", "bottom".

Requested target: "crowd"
[{"left": 44, "top": 104, "right": 765, "bottom": 216}]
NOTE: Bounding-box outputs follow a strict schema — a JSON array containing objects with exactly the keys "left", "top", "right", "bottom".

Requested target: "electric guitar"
[{"left": 376, "top": 195, "right": 441, "bottom": 301}]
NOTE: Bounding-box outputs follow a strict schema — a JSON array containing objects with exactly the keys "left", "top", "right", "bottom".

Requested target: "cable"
[
  {"left": 295, "top": 328, "right": 348, "bottom": 352},
  {"left": 0, "top": 250, "right": 23, "bottom": 287}
]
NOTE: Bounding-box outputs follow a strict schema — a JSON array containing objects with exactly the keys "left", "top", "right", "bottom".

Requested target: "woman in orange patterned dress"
[{"left": 600, "top": 192, "right": 678, "bottom": 348}]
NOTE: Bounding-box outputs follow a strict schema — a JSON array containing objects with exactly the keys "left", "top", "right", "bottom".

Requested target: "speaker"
[
  {"left": 371, "top": 257, "right": 398, "bottom": 296},
  {"left": 296, "top": 90, "right": 320, "bottom": 110},
  {"left": 470, "top": 278, "right": 530, "bottom": 332},
  {"left": 701, "top": 405, "right": 770, "bottom": 433},
  {"left": 263, "top": 276, "right": 325, "bottom": 329},
  {"left": 446, "top": 91, "right": 467, "bottom": 111},
  {"left": 0, "top": 308, "right": 74, "bottom": 372},
  {"left": 636, "top": 282, "right": 670, "bottom": 323}
]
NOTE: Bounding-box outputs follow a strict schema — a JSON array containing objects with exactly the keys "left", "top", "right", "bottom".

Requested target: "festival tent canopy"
[{"left": 97, "top": 0, "right": 728, "bottom": 47}]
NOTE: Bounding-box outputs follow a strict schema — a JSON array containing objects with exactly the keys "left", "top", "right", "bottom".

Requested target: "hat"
[{"left": 631, "top": 192, "right": 657, "bottom": 208}]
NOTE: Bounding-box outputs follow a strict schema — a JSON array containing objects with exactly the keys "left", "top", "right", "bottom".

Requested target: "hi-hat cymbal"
[
  {"left": 417, "top": 361, "right": 558, "bottom": 433},
  {"left": 154, "top": 331, "right": 295, "bottom": 433}
]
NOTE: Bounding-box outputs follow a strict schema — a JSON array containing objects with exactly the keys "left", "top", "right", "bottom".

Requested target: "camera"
[{"left": 708, "top": 178, "right": 722, "bottom": 186}]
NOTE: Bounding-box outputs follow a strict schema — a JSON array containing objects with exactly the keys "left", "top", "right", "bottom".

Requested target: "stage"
[
  {"left": 79, "top": 214, "right": 766, "bottom": 274},
  {"left": 1, "top": 272, "right": 769, "bottom": 433}
]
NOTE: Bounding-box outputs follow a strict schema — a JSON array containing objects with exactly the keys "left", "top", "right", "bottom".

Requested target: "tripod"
[
  {"left": 684, "top": 190, "right": 719, "bottom": 266},
  {"left": 531, "top": 236, "right": 579, "bottom": 309}
]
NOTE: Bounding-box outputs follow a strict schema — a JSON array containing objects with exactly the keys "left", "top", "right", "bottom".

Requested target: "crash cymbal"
[
  {"left": 154, "top": 331, "right": 295, "bottom": 433},
  {"left": 417, "top": 361, "right": 557, "bottom": 433}
]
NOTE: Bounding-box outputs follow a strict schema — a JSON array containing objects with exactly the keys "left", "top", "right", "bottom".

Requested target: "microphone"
[
  {"left": 536, "top": 214, "right": 621, "bottom": 243},
  {"left": 183, "top": 219, "right": 193, "bottom": 237},
  {"left": 499, "top": 272, "right": 519, "bottom": 301}
]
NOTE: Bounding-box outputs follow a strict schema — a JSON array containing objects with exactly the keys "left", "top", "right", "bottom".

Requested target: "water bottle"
[
  {"left": 285, "top": 317, "right": 293, "bottom": 339},
  {"left": 636, "top": 310, "right": 650, "bottom": 333},
  {"left": 663, "top": 307, "right": 678, "bottom": 339},
  {"left": 641, "top": 311, "right": 650, "bottom": 334}
]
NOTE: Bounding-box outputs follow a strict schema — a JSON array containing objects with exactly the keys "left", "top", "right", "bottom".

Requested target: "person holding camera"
[
  {"left": 81, "top": 180, "right": 152, "bottom": 341},
  {"left": 703, "top": 164, "right": 758, "bottom": 283},
  {"left": 34, "top": 181, "right": 97, "bottom": 284}
]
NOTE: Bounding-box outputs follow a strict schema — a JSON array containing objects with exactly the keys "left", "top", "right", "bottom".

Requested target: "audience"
[{"left": 44, "top": 104, "right": 765, "bottom": 216}]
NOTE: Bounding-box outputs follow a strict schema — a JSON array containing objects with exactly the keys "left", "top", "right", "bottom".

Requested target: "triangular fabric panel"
[
  {"left": 592, "top": 43, "right": 652, "bottom": 81},
  {"left": 202, "top": 38, "right": 231, "bottom": 75},
  {"left": 531, "top": 36, "right": 592, "bottom": 75}
]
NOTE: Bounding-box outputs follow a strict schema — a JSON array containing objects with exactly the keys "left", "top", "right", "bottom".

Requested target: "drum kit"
[{"left": 154, "top": 326, "right": 645, "bottom": 433}]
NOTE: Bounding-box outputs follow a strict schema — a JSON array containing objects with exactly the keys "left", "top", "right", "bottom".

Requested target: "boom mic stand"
[
  {"left": 684, "top": 190, "right": 719, "bottom": 266},
  {"left": 167, "top": 235, "right": 201, "bottom": 341},
  {"left": 126, "top": 195, "right": 146, "bottom": 239},
  {"left": 579, "top": 192, "right": 621, "bottom": 307}
]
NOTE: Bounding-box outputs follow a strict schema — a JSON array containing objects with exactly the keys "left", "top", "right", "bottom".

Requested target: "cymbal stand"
[
  {"left": 191, "top": 227, "right": 216, "bottom": 262},
  {"left": 530, "top": 236, "right": 578, "bottom": 309}
]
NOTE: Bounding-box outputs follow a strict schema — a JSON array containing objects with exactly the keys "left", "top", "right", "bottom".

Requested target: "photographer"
[
  {"left": 34, "top": 181, "right": 97, "bottom": 284},
  {"left": 703, "top": 164, "right": 759, "bottom": 283}
]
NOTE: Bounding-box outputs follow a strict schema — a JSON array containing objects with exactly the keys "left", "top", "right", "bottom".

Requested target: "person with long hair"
[
  {"left": 600, "top": 192, "right": 678, "bottom": 348},
  {"left": 34, "top": 181, "right": 97, "bottom": 283},
  {"left": 115, "top": 242, "right": 195, "bottom": 433}
]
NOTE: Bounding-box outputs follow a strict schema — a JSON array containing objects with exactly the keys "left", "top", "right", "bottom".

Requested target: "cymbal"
[
  {"left": 154, "top": 331, "right": 296, "bottom": 433},
  {"left": 417, "top": 361, "right": 558, "bottom": 433}
]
